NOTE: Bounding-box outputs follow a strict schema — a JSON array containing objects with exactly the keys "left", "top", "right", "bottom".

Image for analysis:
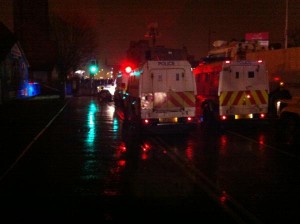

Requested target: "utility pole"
[
  {"left": 284, "top": 0, "right": 288, "bottom": 49},
  {"left": 89, "top": 59, "right": 98, "bottom": 95}
]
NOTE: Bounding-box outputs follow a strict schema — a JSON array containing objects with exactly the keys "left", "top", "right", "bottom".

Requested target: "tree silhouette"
[{"left": 49, "top": 15, "right": 99, "bottom": 98}]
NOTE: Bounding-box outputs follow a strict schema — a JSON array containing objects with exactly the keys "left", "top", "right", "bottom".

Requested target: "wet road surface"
[
  {"left": 0, "top": 96, "right": 299, "bottom": 223},
  {"left": 0, "top": 96, "right": 239, "bottom": 223}
]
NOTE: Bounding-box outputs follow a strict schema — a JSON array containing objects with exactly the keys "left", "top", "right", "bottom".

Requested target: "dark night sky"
[{"left": 1, "top": 0, "right": 300, "bottom": 65}]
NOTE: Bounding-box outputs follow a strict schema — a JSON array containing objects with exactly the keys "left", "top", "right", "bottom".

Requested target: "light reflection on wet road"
[{"left": 0, "top": 96, "right": 299, "bottom": 223}]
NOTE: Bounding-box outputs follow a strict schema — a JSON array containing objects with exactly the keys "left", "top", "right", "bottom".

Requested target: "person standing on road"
[{"left": 98, "top": 86, "right": 112, "bottom": 103}]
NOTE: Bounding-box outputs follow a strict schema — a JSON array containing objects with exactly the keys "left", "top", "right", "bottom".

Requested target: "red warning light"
[{"left": 125, "top": 66, "right": 132, "bottom": 74}]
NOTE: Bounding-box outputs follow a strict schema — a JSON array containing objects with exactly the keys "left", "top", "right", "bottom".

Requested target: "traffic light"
[
  {"left": 124, "top": 65, "right": 141, "bottom": 76},
  {"left": 125, "top": 66, "right": 132, "bottom": 74},
  {"left": 120, "top": 60, "right": 135, "bottom": 75},
  {"left": 89, "top": 60, "right": 99, "bottom": 75}
]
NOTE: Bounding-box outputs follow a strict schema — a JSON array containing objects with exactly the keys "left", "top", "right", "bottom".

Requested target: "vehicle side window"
[
  {"left": 235, "top": 72, "right": 239, "bottom": 79},
  {"left": 248, "top": 71, "right": 255, "bottom": 78}
]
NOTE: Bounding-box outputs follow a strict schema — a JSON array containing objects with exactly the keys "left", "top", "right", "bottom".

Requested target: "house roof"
[{"left": 0, "top": 21, "right": 17, "bottom": 61}]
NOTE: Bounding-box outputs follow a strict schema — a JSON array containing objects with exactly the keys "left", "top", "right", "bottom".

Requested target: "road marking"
[{"left": 0, "top": 100, "right": 70, "bottom": 182}]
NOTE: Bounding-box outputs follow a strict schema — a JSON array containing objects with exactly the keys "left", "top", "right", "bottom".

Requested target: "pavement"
[
  {"left": 0, "top": 94, "right": 68, "bottom": 119},
  {"left": 0, "top": 94, "right": 70, "bottom": 174}
]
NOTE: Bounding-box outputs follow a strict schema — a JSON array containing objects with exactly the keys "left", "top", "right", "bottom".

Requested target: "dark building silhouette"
[
  {"left": 0, "top": 22, "right": 17, "bottom": 61},
  {"left": 13, "top": 0, "right": 56, "bottom": 82},
  {"left": 126, "top": 40, "right": 195, "bottom": 67},
  {"left": 0, "top": 21, "right": 32, "bottom": 103}
]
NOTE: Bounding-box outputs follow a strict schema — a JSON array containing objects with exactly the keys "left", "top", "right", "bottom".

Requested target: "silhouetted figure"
[
  {"left": 269, "top": 82, "right": 292, "bottom": 116},
  {"left": 98, "top": 87, "right": 112, "bottom": 103}
]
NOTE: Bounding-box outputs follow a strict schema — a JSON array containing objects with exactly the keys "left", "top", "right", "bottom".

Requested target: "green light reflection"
[
  {"left": 82, "top": 101, "right": 99, "bottom": 181},
  {"left": 86, "top": 102, "right": 97, "bottom": 148},
  {"left": 112, "top": 117, "right": 119, "bottom": 139}
]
